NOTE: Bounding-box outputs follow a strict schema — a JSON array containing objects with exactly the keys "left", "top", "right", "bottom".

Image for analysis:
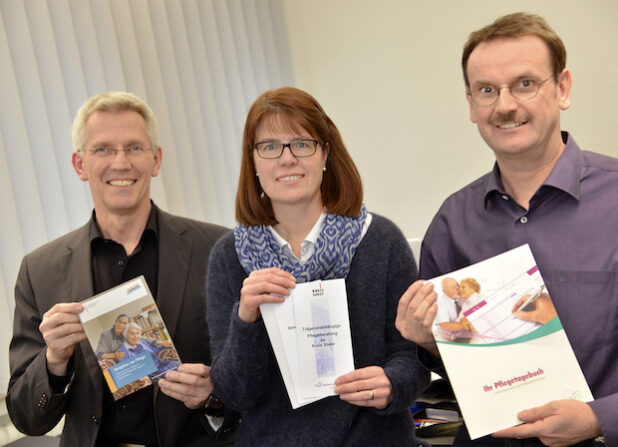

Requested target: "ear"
[
  {"left": 323, "top": 142, "right": 330, "bottom": 163},
  {"left": 72, "top": 151, "right": 89, "bottom": 181},
  {"left": 556, "top": 69, "right": 572, "bottom": 111},
  {"left": 151, "top": 146, "right": 162, "bottom": 177},
  {"left": 466, "top": 89, "right": 478, "bottom": 123}
]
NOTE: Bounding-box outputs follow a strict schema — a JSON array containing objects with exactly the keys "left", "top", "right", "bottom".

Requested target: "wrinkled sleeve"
[
  {"left": 589, "top": 394, "right": 618, "bottom": 446},
  {"left": 206, "top": 235, "right": 274, "bottom": 412},
  {"left": 7, "top": 256, "right": 71, "bottom": 435},
  {"left": 379, "top": 228, "right": 431, "bottom": 415}
]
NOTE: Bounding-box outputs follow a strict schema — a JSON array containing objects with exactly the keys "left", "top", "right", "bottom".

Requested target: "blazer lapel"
[
  {"left": 59, "top": 224, "right": 104, "bottom": 406},
  {"left": 156, "top": 207, "right": 192, "bottom": 339}
]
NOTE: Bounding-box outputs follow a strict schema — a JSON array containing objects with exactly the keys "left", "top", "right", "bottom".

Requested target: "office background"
[{"left": 1, "top": 0, "right": 617, "bottom": 441}]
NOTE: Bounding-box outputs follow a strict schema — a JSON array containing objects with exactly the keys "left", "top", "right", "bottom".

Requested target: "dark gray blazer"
[{"left": 7, "top": 204, "right": 229, "bottom": 446}]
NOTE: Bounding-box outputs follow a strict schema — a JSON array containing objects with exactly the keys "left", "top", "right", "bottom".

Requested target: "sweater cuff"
[{"left": 416, "top": 345, "right": 445, "bottom": 375}]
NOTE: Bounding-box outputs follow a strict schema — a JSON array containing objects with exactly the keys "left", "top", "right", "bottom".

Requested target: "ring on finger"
[{"left": 369, "top": 389, "right": 374, "bottom": 400}]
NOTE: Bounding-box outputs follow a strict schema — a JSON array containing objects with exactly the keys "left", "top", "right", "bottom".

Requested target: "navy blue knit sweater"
[{"left": 206, "top": 214, "right": 430, "bottom": 446}]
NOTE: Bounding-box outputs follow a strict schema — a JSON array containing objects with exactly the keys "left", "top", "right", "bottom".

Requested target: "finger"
[
  {"left": 41, "top": 310, "right": 83, "bottom": 328},
  {"left": 334, "top": 366, "right": 379, "bottom": 386},
  {"left": 338, "top": 383, "right": 392, "bottom": 410},
  {"left": 261, "top": 266, "right": 296, "bottom": 281},
  {"left": 243, "top": 280, "right": 293, "bottom": 299},
  {"left": 334, "top": 367, "right": 388, "bottom": 394},
  {"left": 339, "top": 388, "right": 377, "bottom": 402},
  {"left": 512, "top": 296, "right": 528, "bottom": 312},
  {"left": 493, "top": 421, "right": 544, "bottom": 440},
  {"left": 421, "top": 300, "right": 439, "bottom": 327},
  {"left": 44, "top": 302, "right": 84, "bottom": 318},
  {"left": 517, "top": 402, "right": 554, "bottom": 422},
  {"left": 513, "top": 310, "right": 535, "bottom": 322},
  {"left": 409, "top": 282, "right": 436, "bottom": 312},
  {"left": 247, "top": 269, "right": 296, "bottom": 288},
  {"left": 42, "top": 324, "right": 86, "bottom": 348},
  {"left": 158, "top": 380, "right": 201, "bottom": 402},
  {"left": 397, "top": 281, "right": 426, "bottom": 316},
  {"left": 159, "top": 377, "right": 212, "bottom": 408},
  {"left": 165, "top": 368, "right": 210, "bottom": 387},
  {"left": 176, "top": 362, "right": 210, "bottom": 377},
  {"left": 244, "top": 292, "right": 287, "bottom": 306}
]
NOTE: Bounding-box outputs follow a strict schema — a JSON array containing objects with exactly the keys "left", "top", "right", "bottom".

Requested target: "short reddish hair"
[
  {"left": 462, "top": 12, "right": 566, "bottom": 86},
  {"left": 236, "top": 87, "right": 363, "bottom": 226}
]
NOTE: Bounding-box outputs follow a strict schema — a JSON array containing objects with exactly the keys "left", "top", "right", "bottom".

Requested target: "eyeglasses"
[
  {"left": 253, "top": 139, "right": 318, "bottom": 159},
  {"left": 84, "top": 146, "right": 152, "bottom": 157},
  {"left": 468, "top": 75, "right": 554, "bottom": 107}
]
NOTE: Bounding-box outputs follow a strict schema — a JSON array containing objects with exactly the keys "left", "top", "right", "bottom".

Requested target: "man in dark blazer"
[{"left": 7, "top": 92, "right": 236, "bottom": 446}]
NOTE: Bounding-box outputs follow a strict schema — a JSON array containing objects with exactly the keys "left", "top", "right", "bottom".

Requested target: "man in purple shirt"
[{"left": 396, "top": 12, "right": 617, "bottom": 447}]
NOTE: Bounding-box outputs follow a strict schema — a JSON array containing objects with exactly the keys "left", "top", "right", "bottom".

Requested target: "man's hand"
[
  {"left": 493, "top": 400, "right": 602, "bottom": 447},
  {"left": 159, "top": 363, "right": 214, "bottom": 409},
  {"left": 334, "top": 366, "right": 393, "bottom": 410},
  {"left": 395, "top": 280, "right": 439, "bottom": 356},
  {"left": 39, "top": 302, "right": 86, "bottom": 376},
  {"left": 512, "top": 293, "right": 557, "bottom": 324}
]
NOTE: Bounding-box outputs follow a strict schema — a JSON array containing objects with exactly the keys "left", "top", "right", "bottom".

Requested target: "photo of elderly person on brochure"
[{"left": 434, "top": 275, "right": 557, "bottom": 344}]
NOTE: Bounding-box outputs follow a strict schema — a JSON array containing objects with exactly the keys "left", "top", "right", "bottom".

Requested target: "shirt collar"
[
  {"left": 269, "top": 211, "right": 327, "bottom": 253},
  {"left": 124, "top": 341, "right": 142, "bottom": 351},
  {"left": 483, "top": 131, "right": 582, "bottom": 207},
  {"left": 89, "top": 201, "right": 159, "bottom": 244}
]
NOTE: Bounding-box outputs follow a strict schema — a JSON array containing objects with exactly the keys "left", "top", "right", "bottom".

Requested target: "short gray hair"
[{"left": 72, "top": 91, "right": 160, "bottom": 153}]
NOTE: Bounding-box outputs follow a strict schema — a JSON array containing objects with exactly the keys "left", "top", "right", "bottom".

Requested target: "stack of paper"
[{"left": 260, "top": 278, "right": 355, "bottom": 408}]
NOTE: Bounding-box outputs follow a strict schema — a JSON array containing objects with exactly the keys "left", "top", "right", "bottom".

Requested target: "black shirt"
[{"left": 90, "top": 208, "right": 160, "bottom": 447}]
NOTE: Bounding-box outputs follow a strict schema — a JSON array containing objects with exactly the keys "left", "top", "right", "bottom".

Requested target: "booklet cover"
[
  {"left": 259, "top": 278, "right": 355, "bottom": 409},
  {"left": 429, "top": 244, "right": 593, "bottom": 439},
  {"left": 79, "top": 276, "right": 181, "bottom": 400}
]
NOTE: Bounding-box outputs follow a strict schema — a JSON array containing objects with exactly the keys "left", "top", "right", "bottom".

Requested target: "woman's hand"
[
  {"left": 512, "top": 293, "right": 557, "bottom": 324},
  {"left": 334, "top": 366, "right": 393, "bottom": 409},
  {"left": 238, "top": 267, "right": 296, "bottom": 323}
]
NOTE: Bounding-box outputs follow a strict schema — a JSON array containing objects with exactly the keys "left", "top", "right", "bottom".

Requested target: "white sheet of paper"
[
  {"left": 293, "top": 279, "right": 355, "bottom": 399},
  {"left": 259, "top": 300, "right": 321, "bottom": 409}
]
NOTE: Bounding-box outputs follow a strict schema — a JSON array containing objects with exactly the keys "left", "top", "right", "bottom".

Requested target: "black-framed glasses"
[
  {"left": 85, "top": 145, "right": 152, "bottom": 157},
  {"left": 468, "top": 75, "right": 554, "bottom": 107},
  {"left": 253, "top": 139, "right": 318, "bottom": 159}
]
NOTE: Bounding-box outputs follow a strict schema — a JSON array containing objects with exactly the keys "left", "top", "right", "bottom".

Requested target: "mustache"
[{"left": 493, "top": 111, "right": 519, "bottom": 125}]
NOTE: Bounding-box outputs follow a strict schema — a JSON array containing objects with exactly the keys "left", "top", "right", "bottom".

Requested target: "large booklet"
[
  {"left": 429, "top": 244, "right": 592, "bottom": 439},
  {"left": 79, "top": 276, "right": 181, "bottom": 400},
  {"left": 259, "top": 278, "right": 355, "bottom": 409}
]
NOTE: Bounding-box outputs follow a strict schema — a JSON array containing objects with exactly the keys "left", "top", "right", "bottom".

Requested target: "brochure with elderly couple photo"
[
  {"left": 429, "top": 244, "right": 593, "bottom": 439},
  {"left": 78, "top": 276, "right": 181, "bottom": 401}
]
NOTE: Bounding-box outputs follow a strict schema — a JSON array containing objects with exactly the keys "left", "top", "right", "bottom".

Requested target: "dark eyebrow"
[{"left": 471, "top": 72, "right": 541, "bottom": 88}]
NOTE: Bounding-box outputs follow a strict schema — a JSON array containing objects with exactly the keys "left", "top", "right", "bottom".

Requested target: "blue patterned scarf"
[{"left": 234, "top": 205, "right": 368, "bottom": 283}]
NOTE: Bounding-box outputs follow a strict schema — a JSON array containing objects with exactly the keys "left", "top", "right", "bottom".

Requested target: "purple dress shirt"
[{"left": 420, "top": 132, "right": 618, "bottom": 446}]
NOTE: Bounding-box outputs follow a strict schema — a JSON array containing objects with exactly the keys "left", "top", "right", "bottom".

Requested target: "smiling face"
[
  {"left": 125, "top": 326, "right": 141, "bottom": 347},
  {"left": 72, "top": 110, "right": 162, "bottom": 219},
  {"left": 459, "top": 282, "right": 475, "bottom": 299},
  {"left": 113, "top": 316, "right": 129, "bottom": 337},
  {"left": 466, "top": 35, "right": 571, "bottom": 164},
  {"left": 253, "top": 114, "right": 328, "bottom": 217}
]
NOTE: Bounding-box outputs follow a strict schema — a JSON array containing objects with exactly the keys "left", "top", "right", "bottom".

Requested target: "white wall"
[{"left": 282, "top": 0, "right": 618, "bottom": 240}]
